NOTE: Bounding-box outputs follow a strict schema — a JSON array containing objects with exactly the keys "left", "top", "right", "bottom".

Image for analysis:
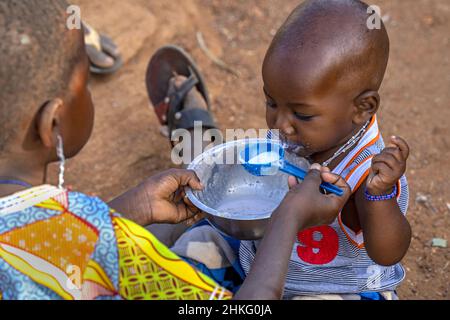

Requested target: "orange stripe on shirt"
[
  {"left": 337, "top": 215, "right": 365, "bottom": 248},
  {"left": 339, "top": 158, "right": 372, "bottom": 245},
  {"left": 340, "top": 115, "right": 378, "bottom": 174},
  {"left": 345, "top": 156, "right": 374, "bottom": 182},
  {"left": 345, "top": 133, "right": 379, "bottom": 171},
  {"left": 353, "top": 169, "right": 371, "bottom": 193}
]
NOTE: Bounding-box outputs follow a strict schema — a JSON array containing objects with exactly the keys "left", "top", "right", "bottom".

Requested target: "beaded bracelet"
[{"left": 364, "top": 185, "right": 397, "bottom": 201}]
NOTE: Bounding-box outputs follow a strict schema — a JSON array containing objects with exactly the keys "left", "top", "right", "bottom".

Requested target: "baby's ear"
[
  {"left": 352, "top": 91, "right": 380, "bottom": 125},
  {"left": 37, "top": 98, "right": 64, "bottom": 148}
]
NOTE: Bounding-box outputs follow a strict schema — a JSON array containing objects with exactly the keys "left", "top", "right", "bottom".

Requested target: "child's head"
[
  {"left": 0, "top": 0, "right": 94, "bottom": 164},
  {"left": 263, "top": 0, "right": 389, "bottom": 162}
]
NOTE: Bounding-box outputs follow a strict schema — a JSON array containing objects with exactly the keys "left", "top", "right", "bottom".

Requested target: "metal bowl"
[{"left": 186, "top": 139, "right": 310, "bottom": 240}]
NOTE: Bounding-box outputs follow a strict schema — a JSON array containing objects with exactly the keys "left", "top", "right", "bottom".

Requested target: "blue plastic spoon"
[{"left": 239, "top": 140, "right": 344, "bottom": 196}]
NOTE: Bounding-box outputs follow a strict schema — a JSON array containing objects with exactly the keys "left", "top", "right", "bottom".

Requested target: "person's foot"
[
  {"left": 165, "top": 74, "right": 218, "bottom": 162},
  {"left": 159, "top": 74, "right": 209, "bottom": 137},
  {"left": 168, "top": 74, "right": 208, "bottom": 112},
  {"left": 85, "top": 41, "right": 117, "bottom": 69},
  {"left": 83, "top": 22, "right": 122, "bottom": 74}
]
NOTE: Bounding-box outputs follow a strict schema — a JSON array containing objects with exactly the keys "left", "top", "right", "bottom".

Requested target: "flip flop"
[
  {"left": 83, "top": 22, "right": 123, "bottom": 75},
  {"left": 145, "top": 45, "right": 216, "bottom": 139}
]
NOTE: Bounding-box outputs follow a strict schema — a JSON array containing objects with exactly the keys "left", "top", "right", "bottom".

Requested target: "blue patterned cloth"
[{"left": 171, "top": 219, "right": 244, "bottom": 293}]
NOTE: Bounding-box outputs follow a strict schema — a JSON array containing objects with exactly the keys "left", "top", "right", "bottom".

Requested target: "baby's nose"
[
  {"left": 274, "top": 115, "right": 295, "bottom": 136},
  {"left": 282, "top": 126, "right": 295, "bottom": 136},
  {"left": 275, "top": 110, "right": 295, "bottom": 135}
]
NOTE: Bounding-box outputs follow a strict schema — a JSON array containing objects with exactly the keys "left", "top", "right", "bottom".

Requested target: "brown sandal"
[{"left": 145, "top": 45, "right": 216, "bottom": 139}]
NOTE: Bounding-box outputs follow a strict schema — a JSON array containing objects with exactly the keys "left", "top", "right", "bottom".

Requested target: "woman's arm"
[
  {"left": 109, "top": 169, "right": 204, "bottom": 226},
  {"left": 234, "top": 165, "right": 351, "bottom": 300},
  {"left": 233, "top": 205, "right": 304, "bottom": 299},
  {"left": 108, "top": 165, "right": 352, "bottom": 300}
]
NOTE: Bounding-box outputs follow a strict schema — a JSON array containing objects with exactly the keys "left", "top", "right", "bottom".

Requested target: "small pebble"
[
  {"left": 415, "top": 193, "right": 428, "bottom": 204},
  {"left": 20, "top": 34, "right": 31, "bottom": 45},
  {"left": 431, "top": 238, "right": 447, "bottom": 248}
]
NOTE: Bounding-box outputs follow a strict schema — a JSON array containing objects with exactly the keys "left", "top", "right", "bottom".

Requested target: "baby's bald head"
[
  {"left": 264, "top": 0, "right": 389, "bottom": 97},
  {"left": 262, "top": 1, "right": 391, "bottom": 162}
]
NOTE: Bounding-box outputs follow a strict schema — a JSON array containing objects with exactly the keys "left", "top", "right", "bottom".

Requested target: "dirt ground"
[{"left": 60, "top": 0, "right": 449, "bottom": 299}]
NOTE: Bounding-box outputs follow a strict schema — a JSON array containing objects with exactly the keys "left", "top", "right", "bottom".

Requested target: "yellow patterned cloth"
[{"left": 0, "top": 185, "right": 232, "bottom": 300}]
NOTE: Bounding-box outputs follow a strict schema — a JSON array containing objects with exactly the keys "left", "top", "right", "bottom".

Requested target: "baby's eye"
[
  {"left": 293, "top": 112, "right": 314, "bottom": 121},
  {"left": 265, "top": 100, "right": 277, "bottom": 109}
]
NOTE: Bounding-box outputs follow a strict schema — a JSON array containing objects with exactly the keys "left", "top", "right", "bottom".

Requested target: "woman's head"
[{"left": 0, "top": 0, "right": 94, "bottom": 163}]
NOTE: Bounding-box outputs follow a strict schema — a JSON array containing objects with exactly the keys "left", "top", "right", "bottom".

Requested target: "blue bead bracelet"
[{"left": 364, "top": 185, "right": 397, "bottom": 201}]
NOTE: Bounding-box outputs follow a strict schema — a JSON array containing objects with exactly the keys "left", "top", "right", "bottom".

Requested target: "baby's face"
[{"left": 262, "top": 49, "right": 357, "bottom": 162}]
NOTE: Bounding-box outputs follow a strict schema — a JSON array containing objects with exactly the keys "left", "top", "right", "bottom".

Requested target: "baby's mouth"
[
  {"left": 268, "top": 130, "right": 313, "bottom": 158},
  {"left": 285, "top": 142, "right": 313, "bottom": 158}
]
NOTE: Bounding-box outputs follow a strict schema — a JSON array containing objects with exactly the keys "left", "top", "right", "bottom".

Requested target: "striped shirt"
[{"left": 240, "top": 116, "right": 409, "bottom": 297}]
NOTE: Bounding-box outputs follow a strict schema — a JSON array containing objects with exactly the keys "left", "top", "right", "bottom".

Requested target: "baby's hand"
[{"left": 366, "top": 136, "right": 409, "bottom": 195}]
